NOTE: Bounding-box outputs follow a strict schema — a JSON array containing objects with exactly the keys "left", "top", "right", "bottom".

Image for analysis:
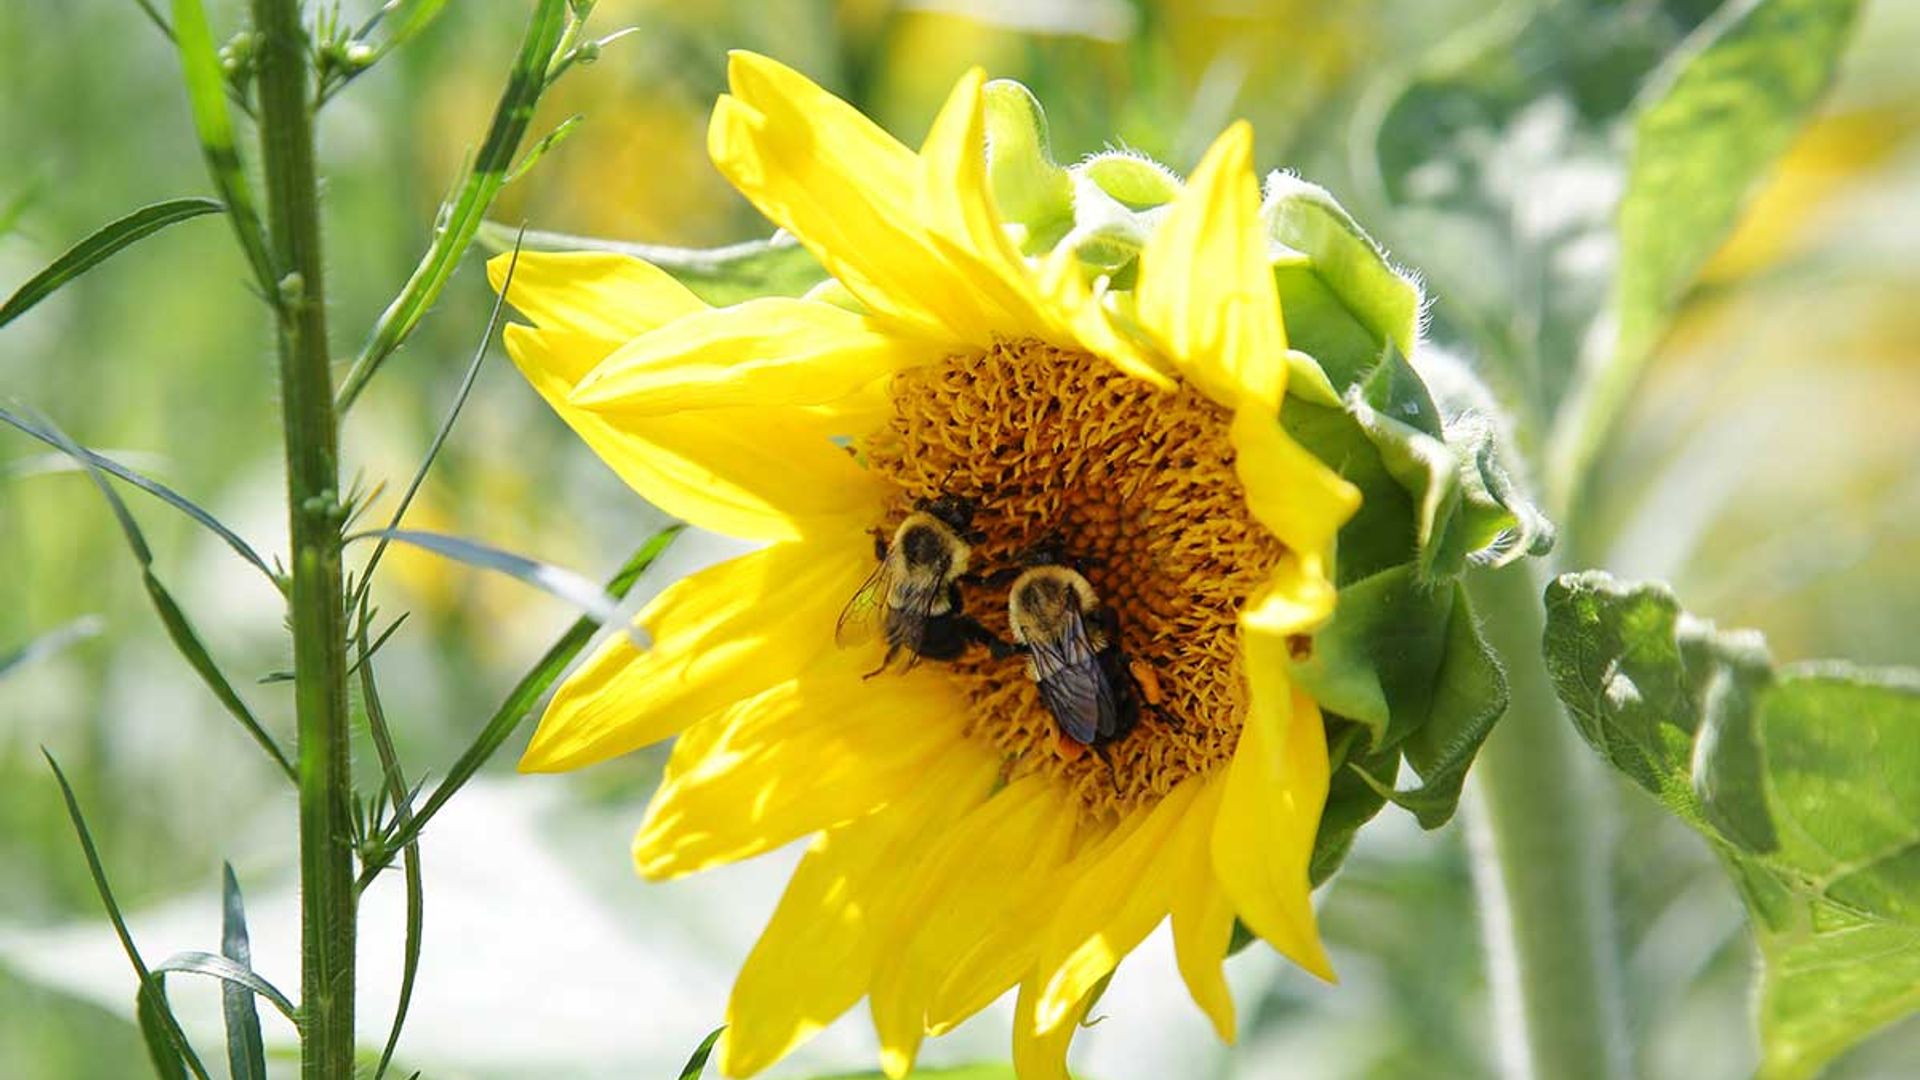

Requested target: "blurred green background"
[{"left": 3, "top": 1, "right": 1917, "bottom": 1076}]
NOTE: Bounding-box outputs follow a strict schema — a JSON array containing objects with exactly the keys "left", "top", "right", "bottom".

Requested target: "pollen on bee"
[{"left": 860, "top": 339, "right": 1289, "bottom": 822}]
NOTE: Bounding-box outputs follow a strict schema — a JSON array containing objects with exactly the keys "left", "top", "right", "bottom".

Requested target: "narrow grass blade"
[
  {"left": 137, "top": 980, "right": 190, "bottom": 1080},
  {"left": 350, "top": 237, "right": 522, "bottom": 617},
  {"left": 363, "top": 529, "right": 621, "bottom": 624},
  {"left": 23, "top": 411, "right": 295, "bottom": 782},
  {"left": 168, "top": 0, "right": 277, "bottom": 297},
  {"left": 0, "top": 198, "right": 223, "bottom": 328},
  {"left": 140, "top": 578, "right": 297, "bottom": 783},
  {"left": 474, "top": 222, "right": 825, "bottom": 305},
  {"left": 356, "top": 627, "right": 424, "bottom": 1079},
  {"left": 131, "top": 0, "right": 175, "bottom": 42},
  {"left": 679, "top": 1026, "right": 725, "bottom": 1079},
  {"left": 345, "top": 612, "right": 410, "bottom": 679},
  {"left": 360, "top": 526, "right": 682, "bottom": 884},
  {"left": 504, "top": 115, "right": 582, "bottom": 186},
  {"left": 218, "top": 865, "right": 268, "bottom": 1080},
  {"left": 45, "top": 751, "right": 212, "bottom": 1080},
  {"left": 336, "top": 0, "right": 569, "bottom": 410},
  {"left": 1, "top": 405, "right": 280, "bottom": 585},
  {"left": 1, "top": 615, "right": 103, "bottom": 678},
  {"left": 152, "top": 952, "right": 299, "bottom": 1025}
]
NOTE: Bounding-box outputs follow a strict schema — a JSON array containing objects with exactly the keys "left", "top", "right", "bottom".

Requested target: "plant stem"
[
  {"left": 1465, "top": 560, "right": 1628, "bottom": 1080},
  {"left": 251, "top": 0, "right": 356, "bottom": 1073}
]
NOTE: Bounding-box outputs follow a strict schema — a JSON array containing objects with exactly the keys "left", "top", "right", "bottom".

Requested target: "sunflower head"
[{"left": 491, "top": 53, "right": 1545, "bottom": 1079}]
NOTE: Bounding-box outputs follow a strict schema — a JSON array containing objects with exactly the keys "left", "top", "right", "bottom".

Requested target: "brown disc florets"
[{"left": 859, "top": 340, "right": 1288, "bottom": 821}]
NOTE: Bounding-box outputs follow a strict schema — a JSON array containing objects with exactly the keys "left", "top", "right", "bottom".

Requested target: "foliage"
[{"left": 1544, "top": 573, "right": 1920, "bottom": 1079}]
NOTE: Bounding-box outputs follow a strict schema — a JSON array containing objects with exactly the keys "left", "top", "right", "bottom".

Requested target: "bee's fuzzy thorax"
[{"left": 862, "top": 338, "right": 1286, "bottom": 821}]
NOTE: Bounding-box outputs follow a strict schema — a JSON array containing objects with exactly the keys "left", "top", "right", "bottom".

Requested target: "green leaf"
[
  {"left": 1543, "top": 572, "right": 1920, "bottom": 1076},
  {"left": 218, "top": 865, "right": 268, "bottom": 1080},
  {"left": 362, "top": 529, "right": 621, "bottom": 624},
  {"left": 0, "top": 198, "right": 223, "bottom": 327},
  {"left": 476, "top": 221, "right": 829, "bottom": 306},
  {"left": 350, "top": 238, "right": 521, "bottom": 618},
  {"left": 1550, "top": 0, "right": 1864, "bottom": 500},
  {"left": 169, "top": 0, "right": 277, "bottom": 297},
  {"left": 45, "top": 751, "right": 212, "bottom": 1080},
  {"left": 22, "top": 410, "right": 295, "bottom": 781},
  {"left": 151, "top": 951, "right": 298, "bottom": 1024},
  {"left": 136, "top": 980, "right": 190, "bottom": 1080},
  {"left": 360, "top": 525, "right": 684, "bottom": 885},
  {"left": 678, "top": 1026, "right": 725, "bottom": 1079},
  {"left": 336, "top": 0, "right": 572, "bottom": 411},
  {"left": 355, "top": 617, "right": 424, "bottom": 1080},
  {"left": 505, "top": 114, "right": 584, "bottom": 186},
  {"left": 1, "top": 615, "right": 103, "bottom": 679},
  {"left": 0, "top": 405, "right": 281, "bottom": 586}
]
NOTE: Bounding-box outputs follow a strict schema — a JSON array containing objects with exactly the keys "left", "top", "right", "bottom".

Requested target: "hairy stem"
[
  {"left": 250, "top": 0, "right": 356, "bottom": 1072},
  {"left": 1466, "top": 560, "right": 1627, "bottom": 1080}
]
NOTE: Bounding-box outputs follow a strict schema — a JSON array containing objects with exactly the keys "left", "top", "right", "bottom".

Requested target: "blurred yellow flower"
[{"left": 491, "top": 53, "right": 1358, "bottom": 1077}]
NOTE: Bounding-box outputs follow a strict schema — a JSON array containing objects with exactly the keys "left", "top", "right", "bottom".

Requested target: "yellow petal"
[
  {"left": 633, "top": 651, "right": 972, "bottom": 878},
  {"left": 926, "top": 818, "right": 1118, "bottom": 1033},
  {"left": 1168, "top": 776, "right": 1238, "bottom": 1043},
  {"left": 711, "top": 55, "right": 968, "bottom": 339},
  {"left": 915, "top": 68, "right": 1059, "bottom": 340},
  {"left": 569, "top": 297, "right": 923, "bottom": 417},
  {"left": 1212, "top": 633, "right": 1334, "bottom": 982},
  {"left": 721, "top": 749, "right": 1000, "bottom": 1077},
  {"left": 1012, "top": 976, "right": 1091, "bottom": 1080},
  {"left": 868, "top": 776, "right": 1077, "bottom": 1078},
  {"left": 715, "top": 53, "right": 1066, "bottom": 347},
  {"left": 1031, "top": 778, "right": 1204, "bottom": 1033},
  {"left": 504, "top": 324, "right": 887, "bottom": 540},
  {"left": 1135, "top": 122, "right": 1287, "bottom": 410},
  {"left": 1036, "top": 245, "right": 1178, "bottom": 390},
  {"left": 1230, "top": 402, "right": 1361, "bottom": 561},
  {"left": 518, "top": 533, "right": 874, "bottom": 773},
  {"left": 486, "top": 250, "right": 706, "bottom": 340}
]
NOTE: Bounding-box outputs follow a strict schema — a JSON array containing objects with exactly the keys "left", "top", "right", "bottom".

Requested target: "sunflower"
[{"left": 491, "top": 53, "right": 1361, "bottom": 1078}]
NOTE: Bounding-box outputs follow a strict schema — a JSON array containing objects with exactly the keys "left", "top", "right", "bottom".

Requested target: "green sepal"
[
  {"left": 1420, "top": 347, "right": 1557, "bottom": 569},
  {"left": 1311, "top": 733, "right": 1396, "bottom": 885},
  {"left": 1262, "top": 172, "right": 1422, "bottom": 359},
  {"left": 981, "top": 80, "right": 1073, "bottom": 254},
  {"left": 1078, "top": 151, "right": 1181, "bottom": 211},
  {"left": 1290, "top": 567, "right": 1508, "bottom": 831},
  {"left": 1542, "top": 571, "right": 1920, "bottom": 1077}
]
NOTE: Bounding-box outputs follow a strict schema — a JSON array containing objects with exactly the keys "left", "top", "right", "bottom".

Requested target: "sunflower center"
[{"left": 859, "top": 339, "right": 1286, "bottom": 821}]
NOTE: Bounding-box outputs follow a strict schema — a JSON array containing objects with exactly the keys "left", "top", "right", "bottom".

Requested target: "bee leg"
[
  {"left": 870, "top": 529, "right": 889, "bottom": 562},
  {"left": 986, "top": 635, "right": 1026, "bottom": 661},
  {"left": 1125, "top": 657, "right": 1179, "bottom": 728},
  {"left": 863, "top": 644, "right": 900, "bottom": 680},
  {"left": 1092, "top": 742, "right": 1120, "bottom": 789},
  {"left": 981, "top": 564, "right": 1023, "bottom": 589}
]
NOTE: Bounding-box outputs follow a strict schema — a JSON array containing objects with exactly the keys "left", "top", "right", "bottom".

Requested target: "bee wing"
[
  {"left": 835, "top": 559, "right": 892, "bottom": 648},
  {"left": 1027, "top": 606, "right": 1115, "bottom": 745}
]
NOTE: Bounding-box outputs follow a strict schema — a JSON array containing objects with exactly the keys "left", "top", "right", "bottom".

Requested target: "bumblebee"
[
  {"left": 837, "top": 494, "right": 994, "bottom": 673},
  {"left": 1003, "top": 554, "right": 1171, "bottom": 764}
]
